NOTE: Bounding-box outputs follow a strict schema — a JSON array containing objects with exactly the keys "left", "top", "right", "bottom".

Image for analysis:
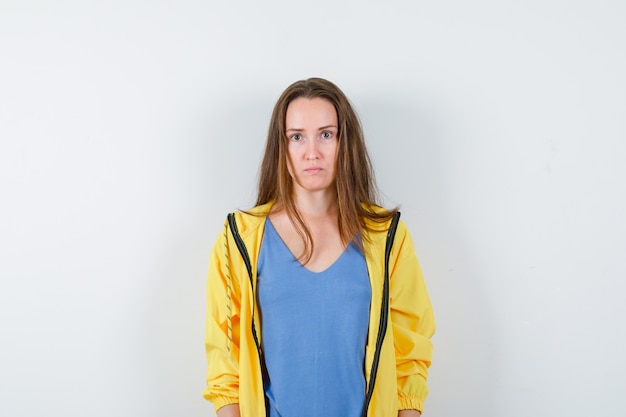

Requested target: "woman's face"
[{"left": 285, "top": 97, "right": 339, "bottom": 197}]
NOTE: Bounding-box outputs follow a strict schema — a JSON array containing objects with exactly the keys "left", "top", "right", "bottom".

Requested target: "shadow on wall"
[
  {"left": 142, "top": 216, "right": 215, "bottom": 416},
  {"left": 139, "top": 91, "right": 274, "bottom": 416},
  {"left": 359, "top": 92, "right": 499, "bottom": 416}
]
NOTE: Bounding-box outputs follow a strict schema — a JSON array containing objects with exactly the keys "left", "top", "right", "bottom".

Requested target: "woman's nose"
[{"left": 305, "top": 138, "right": 320, "bottom": 159}]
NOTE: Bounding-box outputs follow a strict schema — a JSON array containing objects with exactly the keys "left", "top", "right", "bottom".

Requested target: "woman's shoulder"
[
  {"left": 226, "top": 201, "right": 273, "bottom": 238},
  {"left": 360, "top": 203, "right": 401, "bottom": 232}
]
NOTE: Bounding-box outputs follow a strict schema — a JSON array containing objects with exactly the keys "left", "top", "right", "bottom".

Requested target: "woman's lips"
[{"left": 305, "top": 167, "right": 322, "bottom": 174}]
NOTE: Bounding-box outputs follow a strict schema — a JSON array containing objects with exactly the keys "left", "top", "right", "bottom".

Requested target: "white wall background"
[{"left": 1, "top": 1, "right": 624, "bottom": 416}]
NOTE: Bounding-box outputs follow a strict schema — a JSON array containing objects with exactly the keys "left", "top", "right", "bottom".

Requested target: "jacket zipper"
[
  {"left": 362, "top": 211, "right": 401, "bottom": 417},
  {"left": 227, "top": 213, "right": 267, "bottom": 416}
]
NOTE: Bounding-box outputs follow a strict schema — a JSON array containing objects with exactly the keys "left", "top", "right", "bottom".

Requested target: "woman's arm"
[
  {"left": 390, "top": 222, "right": 436, "bottom": 412},
  {"left": 399, "top": 410, "right": 421, "bottom": 417},
  {"left": 203, "top": 220, "right": 242, "bottom": 410},
  {"left": 217, "top": 404, "right": 241, "bottom": 417}
]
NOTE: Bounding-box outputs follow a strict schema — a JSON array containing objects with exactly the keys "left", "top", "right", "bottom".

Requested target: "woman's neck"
[{"left": 293, "top": 190, "right": 337, "bottom": 219}]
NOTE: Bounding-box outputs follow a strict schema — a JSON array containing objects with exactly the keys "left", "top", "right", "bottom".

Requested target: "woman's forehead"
[{"left": 285, "top": 97, "right": 338, "bottom": 129}]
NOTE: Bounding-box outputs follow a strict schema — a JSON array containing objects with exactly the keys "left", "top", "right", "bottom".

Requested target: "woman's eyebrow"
[{"left": 286, "top": 125, "right": 337, "bottom": 133}]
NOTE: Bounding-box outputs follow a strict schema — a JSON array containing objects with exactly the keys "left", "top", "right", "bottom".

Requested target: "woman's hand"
[
  {"left": 216, "top": 404, "right": 240, "bottom": 417},
  {"left": 398, "top": 410, "right": 421, "bottom": 417}
]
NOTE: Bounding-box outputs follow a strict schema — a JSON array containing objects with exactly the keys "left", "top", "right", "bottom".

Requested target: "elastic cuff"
[
  {"left": 210, "top": 395, "right": 239, "bottom": 413},
  {"left": 398, "top": 396, "right": 424, "bottom": 412}
]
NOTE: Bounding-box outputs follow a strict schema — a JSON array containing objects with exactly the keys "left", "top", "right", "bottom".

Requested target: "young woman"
[{"left": 203, "top": 78, "right": 435, "bottom": 417}]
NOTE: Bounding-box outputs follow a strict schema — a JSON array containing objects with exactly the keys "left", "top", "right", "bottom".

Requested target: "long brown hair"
[{"left": 256, "top": 77, "right": 397, "bottom": 262}]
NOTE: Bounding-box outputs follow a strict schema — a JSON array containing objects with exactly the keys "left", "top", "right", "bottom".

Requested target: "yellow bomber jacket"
[{"left": 203, "top": 203, "right": 435, "bottom": 416}]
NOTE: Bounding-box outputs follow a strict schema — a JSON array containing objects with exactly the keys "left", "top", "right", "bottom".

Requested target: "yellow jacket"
[{"left": 203, "top": 203, "right": 435, "bottom": 416}]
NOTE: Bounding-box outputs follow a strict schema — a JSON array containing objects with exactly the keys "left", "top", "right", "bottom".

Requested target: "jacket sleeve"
[
  {"left": 202, "top": 220, "right": 242, "bottom": 412},
  {"left": 389, "top": 222, "right": 435, "bottom": 412}
]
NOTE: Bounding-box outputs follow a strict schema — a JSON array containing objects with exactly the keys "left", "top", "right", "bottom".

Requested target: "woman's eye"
[
  {"left": 321, "top": 131, "right": 332, "bottom": 139},
  {"left": 290, "top": 134, "right": 302, "bottom": 141}
]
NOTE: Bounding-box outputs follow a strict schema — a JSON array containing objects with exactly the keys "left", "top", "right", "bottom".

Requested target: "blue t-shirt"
[{"left": 257, "top": 219, "right": 371, "bottom": 417}]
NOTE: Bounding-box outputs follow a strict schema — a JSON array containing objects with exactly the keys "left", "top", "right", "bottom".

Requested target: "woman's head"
[
  {"left": 255, "top": 78, "right": 395, "bottom": 260},
  {"left": 256, "top": 77, "right": 377, "bottom": 208}
]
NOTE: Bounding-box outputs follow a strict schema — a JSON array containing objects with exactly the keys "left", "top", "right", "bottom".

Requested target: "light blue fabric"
[{"left": 257, "top": 219, "right": 371, "bottom": 417}]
